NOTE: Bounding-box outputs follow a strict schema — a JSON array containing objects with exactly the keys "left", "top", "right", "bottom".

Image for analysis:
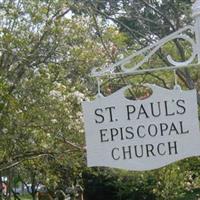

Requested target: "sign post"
[
  {"left": 82, "top": 0, "right": 200, "bottom": 171},
  {"left": 91, "top": 0, "right": 200, "bottom": 77},
  {"left": 82, "top": 85, "right": 200, "bottom": 171}
]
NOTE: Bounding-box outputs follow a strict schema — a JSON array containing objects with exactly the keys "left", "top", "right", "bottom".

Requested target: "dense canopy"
[{"left": 0, "top": 0, "right": 200, "bottom": 200}]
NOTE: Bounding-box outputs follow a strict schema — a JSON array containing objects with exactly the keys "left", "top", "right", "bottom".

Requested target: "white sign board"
[{"left": 82, "top": 85, "right": 200, "bottom": 171}]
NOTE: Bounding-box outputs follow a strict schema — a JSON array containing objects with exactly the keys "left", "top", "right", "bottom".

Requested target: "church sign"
[{"left": 82, "top": 85, "right": 200, "bottom": 171}]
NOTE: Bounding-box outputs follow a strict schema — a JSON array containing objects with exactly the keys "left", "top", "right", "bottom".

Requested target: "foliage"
[
  {"left": 1, "top": 0, "right": 200, "bottom": 200},
  {"left": 83, "top": 164, "right": 194, "bottom": 200}
]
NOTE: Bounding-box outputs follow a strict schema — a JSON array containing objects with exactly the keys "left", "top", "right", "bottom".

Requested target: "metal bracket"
[{"left": 91, "top": 0, "right": 200, "bottom": 77}]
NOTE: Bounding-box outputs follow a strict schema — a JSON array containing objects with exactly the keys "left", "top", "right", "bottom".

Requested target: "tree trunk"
[
  {"left": 7, "top": 169, "right": 13, "bottom": 200},
  {"left": 30, "top": 172, "right": 37, "bottom": 200},
  {"left": 0, "top": 172, "right": 3, "bottom": 200}
]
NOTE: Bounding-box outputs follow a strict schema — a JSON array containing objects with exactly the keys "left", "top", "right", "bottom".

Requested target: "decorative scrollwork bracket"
[{"left": 91, "top": 0, "right": 200, "bottom": 77}]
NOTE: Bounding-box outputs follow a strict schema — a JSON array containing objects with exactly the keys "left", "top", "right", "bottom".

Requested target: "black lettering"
[
  {"left": 95, "top": 108, "right": 104, "bottom": 124},
  {"left": 148, "top": 124, "right": 158, "bottom": 137},
  {"left": 119, "top": 127, "right": 124, "bottom": 140},
  {"left": 137, "top": 104, "right": 149, "bottom": 119},
  {"left": 137, "top": 125, "right": 146, "bottom": 138},
  {"left": 176, "top": 99, "right": 186, "bottom": 115},
  {"left": 105, "top": 106, "right": 116, "bottom": 122},
  {"left": 169, "top": 122, "right": 179, "bottom": 135},
  {"left": 134, "top": 145, "right": 143, "bottom": 158},
  {"left": 125, "top": 127, "right": 134, "bottom": 139},
  {"left": 100, "top": 129, "right": 109, "bottom": 142},
  {"left": 127, "top": 105, "right": 136, "bottom": 120},
  {"left": 157, "top": 143, "right": 166, "bottom": 156},
  {"left": 122, "top": 146, "right": 132, "bottom": 160},
  {"left": 111, "top": 148, "right": 120, "bottom": 160},
  {"left": 179, "top": 121, "right": 189, "bottom": 134},
  {"left": 146, "top": 144, "right": 155, "bottom": 157},
  {"left": 160, "top": 123, "right": 168, "bottom": 136},
  {"left": 111, "top": 128, "right": 118, "bottom": 141},
  {"left": 150, "top": 102, "right": 161, "bottom": 117},
  {"left": 164, "top": 100, "right": 175, "bottom": 116},
  {"left": 168, "top": 141, "right": 178, "bottom": 155}
]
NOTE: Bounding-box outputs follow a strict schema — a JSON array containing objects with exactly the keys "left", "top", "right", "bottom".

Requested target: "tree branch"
[
  {"left": 90, "top": 4, "right": 151, "bottom": 42},
  {"left": 140, "top": 0, "right": 176, "bottom": 32},
  {"left": 0, "top": 153, "right": 54, "bottom": 172}
]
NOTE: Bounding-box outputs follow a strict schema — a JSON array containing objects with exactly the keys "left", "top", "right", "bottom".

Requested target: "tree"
[
  {"left": 70, "top": 0, "right": 198, "bottom": 94},
  {"left": 1, "top": 1, "right": 200, "bottom": 200},
  {"left": 67, "top": 1, "right": 200, "bottom": 199},
  {"left": 0, "top": 0, "right": 128, "bottom": 199}
]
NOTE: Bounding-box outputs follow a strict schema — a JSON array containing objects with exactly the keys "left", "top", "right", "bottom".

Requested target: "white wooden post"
[{"left": 193, "top": 0, "right": 200, "bottom": 63}]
